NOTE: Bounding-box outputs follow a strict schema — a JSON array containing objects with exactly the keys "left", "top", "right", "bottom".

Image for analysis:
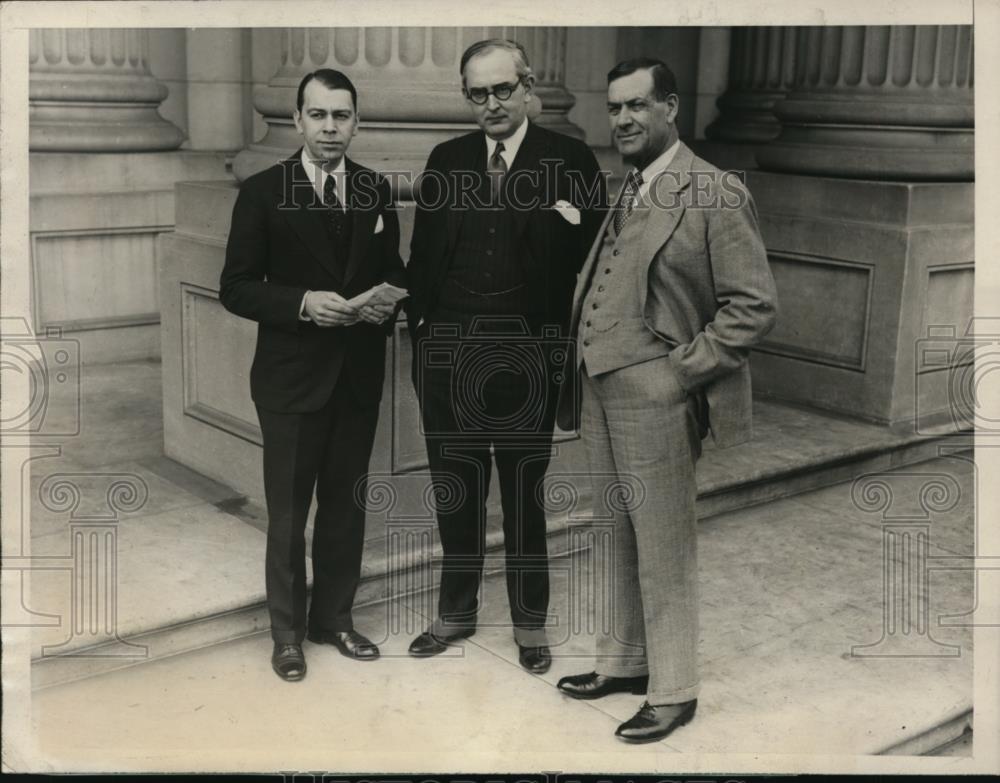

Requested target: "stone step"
[{"left": 31, "top": 403, "right": 964, "bottom": 691}]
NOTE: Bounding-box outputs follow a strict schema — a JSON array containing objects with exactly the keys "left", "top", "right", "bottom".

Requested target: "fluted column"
[
  {"left": 515, "top": 27, "right": 577, "bottom": 135},
  {"left": 756, "top": 26, "right": 973, "bottom": 180},
  {"left": 29, "top": 28, "right": 185, "bottom": 152},
  {"left": 706, "top": 27, "right": 797, "bottom": 143},
  {"left": 234, "top": 26, "right": 580, "bottom": 185}
]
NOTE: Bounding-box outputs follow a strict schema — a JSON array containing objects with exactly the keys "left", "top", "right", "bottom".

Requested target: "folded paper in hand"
[{"left": 347, "top": 282, "right": 409, "bottom": 309}]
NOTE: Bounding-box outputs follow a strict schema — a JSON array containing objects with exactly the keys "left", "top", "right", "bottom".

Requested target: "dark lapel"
[
  {"left": 445, "top": 132, "right": 488, "bottom": 251},
  {"left": 343, "top": 157, "right": 380, "bottom": 287},
  {"left": 506, "top": 121, "right": 550, "bottom": 237},
  {"left": 276, "top": 149, "right": 342, "bottom": 282}
]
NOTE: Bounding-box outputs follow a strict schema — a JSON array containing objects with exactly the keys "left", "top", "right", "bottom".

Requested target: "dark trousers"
[
  {"left": 414, "top": 311, "right": 558, "bottom": 646},
  {"left": 256, "top": 374, "right": 380, "bottom": 644}
]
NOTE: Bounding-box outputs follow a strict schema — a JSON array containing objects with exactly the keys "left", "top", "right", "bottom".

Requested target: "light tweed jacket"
[{"left": 557, "top": 141, "right": 778, "bottom": 448}]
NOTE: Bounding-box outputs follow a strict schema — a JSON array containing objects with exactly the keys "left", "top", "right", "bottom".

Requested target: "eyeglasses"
[{"left": 463, "top": 78, "right": 524, "bottom": 105}]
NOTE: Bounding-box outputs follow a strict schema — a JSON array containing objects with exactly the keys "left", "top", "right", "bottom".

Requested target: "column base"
[
  {"left": 30, "top": 96, "right": 185, "bottom": 152},
  {"left": 756, "top": 124, "right": 974, "bottom": 181}
]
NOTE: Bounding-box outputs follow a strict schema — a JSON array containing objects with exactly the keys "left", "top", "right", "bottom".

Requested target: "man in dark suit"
[
  {"left": 406, "top": 39, "right": 606, "bottom": 673},
  {"left": 220, "top": 69, "right": 405, "bottom": 682},
  {"left": 555, "top": 58, "right": 777, "bottom": 741}
]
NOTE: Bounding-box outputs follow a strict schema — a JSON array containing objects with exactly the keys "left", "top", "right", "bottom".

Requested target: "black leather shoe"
[
  {"left": 307, "top": 630, "right": 380, "bottom": 661},
  {"left": 408, "top": 626, "right": 475, "bottom": 658},
  {"left": 271, "top": 642, "right": 306, "bottom": 682},
  {"left": 615, "top": 699, "right": 697, "bottom": 743},
  {"left": 518, "top": 645, "right": 551, "bottom": 674},
  {"left": 556, "top": 671, "right": 648, "bottom": 699}
]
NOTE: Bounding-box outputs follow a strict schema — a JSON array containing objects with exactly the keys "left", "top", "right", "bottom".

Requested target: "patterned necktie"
[
  {"left": 613, "top": 169, "right": 643, "bottom": 235},
  {"left": 322, "top": 171, "right": 349, "bottom": 242},
  {"left": 487, "top": 141, "right": 507, "bottom": 198},
  {"left": 323, "top": 172, "right": 341, "bottom": 210}
]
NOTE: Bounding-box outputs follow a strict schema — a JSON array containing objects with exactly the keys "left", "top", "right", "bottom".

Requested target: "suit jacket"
[
  {"left": 219, "top": 150, "right": 406, "bottom": 414},
  {"left": 557, "top": 141, "right": 778, "bottom": 447},
  {"left": 406, "top": 121, "right": 606, "bottom": 334}
]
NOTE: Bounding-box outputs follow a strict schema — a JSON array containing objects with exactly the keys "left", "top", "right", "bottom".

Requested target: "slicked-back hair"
[
  {"left": 607, "top": 57, "right": 678, "bottom": 102},
  {"left": 459, "top": 39, "right": 533, "bottom": 85},
  {"left": 296, "top": 68, "right": 358, "bottom": 113}
]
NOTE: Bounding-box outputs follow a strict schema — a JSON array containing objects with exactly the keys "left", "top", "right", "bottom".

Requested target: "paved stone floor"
[
  {"left": 26, "top": 461, "right": 976, "bottom": 771},
  {"left": 12, "top": 361, "right": 981, "bottom": 772}
]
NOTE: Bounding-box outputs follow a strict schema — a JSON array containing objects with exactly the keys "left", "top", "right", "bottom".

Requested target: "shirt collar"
[
  {"left": 300, "top": 148, "right": 346, "bottom": 190},
  {"left": 485, "top": 117, "right": 529, "bottom": 163},
  {"left": 633, "top": 138, "right": 681, "bottom": 189}
]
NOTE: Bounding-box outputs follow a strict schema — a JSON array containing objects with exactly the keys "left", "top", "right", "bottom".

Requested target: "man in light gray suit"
[{"left": 555, "top": 57, "right": 778, "bottom": 743}]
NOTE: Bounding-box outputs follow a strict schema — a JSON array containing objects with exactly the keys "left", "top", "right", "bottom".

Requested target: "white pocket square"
[
  {"left": 553, "top": 200, "right": 581, "bottom": 225},
  {"left": 374, "top": 214, "right": 384, "bottom": 234}
]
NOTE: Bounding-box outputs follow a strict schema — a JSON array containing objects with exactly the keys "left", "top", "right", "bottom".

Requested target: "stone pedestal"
[
  {"left": 29, "top": 151, "right": 228, "bottom": 364},
  {"left": 748, "top": 171, "right": 973, "bottom": 431}
]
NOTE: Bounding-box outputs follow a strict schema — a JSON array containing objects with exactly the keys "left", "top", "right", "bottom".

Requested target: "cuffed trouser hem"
[
  {"left": 271, "top": 629, "right": 304, "bottom": 645},
  {"left": 647, "top": 682, "right": 700, "bottom": 706},
  {"left": 513, "top": 627, "right": 548, "bottom": 647},
  {"left": 430, "top": 617, "right": 476, "bottom": 637},
  {"left": 307, "top": 623, "right": 354, "bottom": 635},
  {"left": 595, "top": 661, "right": 649, "bottom": 678}
]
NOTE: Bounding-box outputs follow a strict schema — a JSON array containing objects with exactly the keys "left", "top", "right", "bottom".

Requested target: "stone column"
[
  {"left": 756, "top": 25, "right": 973, "bottom": 180},
  {"left": 185, "top": 29, "right": 247, "bottom": 151},
  {"left": 744, "top": 26, "right": 975, "bottom": 429},
  {"left": 28, "top": 29, "right": 229, "bottom": 365},
  {"left": 705, "top": 26, "right": 797, "bottom": 143},
  {"left": 29, "top": 28, "right": 185, "bottom": 151},
  {"left": 234, "top": 26, "right": 581, "bottom": 185}
]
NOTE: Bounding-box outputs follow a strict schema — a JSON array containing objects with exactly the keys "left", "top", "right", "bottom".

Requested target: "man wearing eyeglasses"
[{"left": 406, "top": 39, "right": 606, "bottom": 673}]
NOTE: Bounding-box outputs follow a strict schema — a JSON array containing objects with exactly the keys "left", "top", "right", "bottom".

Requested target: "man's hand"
[
  {"left": 358, "top": 301, "right": 397, "bottom": 325},
  {"left": 303, "top": 291, "right": 359, "bottom": 327}
]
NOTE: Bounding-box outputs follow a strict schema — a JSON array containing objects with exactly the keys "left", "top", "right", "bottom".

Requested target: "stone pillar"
[
  {"left": 705, "top": 26, "right": 797, "bottom": 143},
  {"left": 28, "top": 29, "right": 229, "bottom": 364},
  {"left": 234, "top": 26, "right": 581, "bottom": 185},
  {"left": 756, "top": 26, "right": 973, "bottom": 180},
  {"left": 29, "top": 28, "right": 185, "bottom": 152},
  {"left": 185, "top": 29, "right": 247, "bottom": 152},
  {"left": 693, "top": 27, "right": 731, "bottom": 140},
  {"left": 744, "top": 26, "right": 974, "bottom": 430}
]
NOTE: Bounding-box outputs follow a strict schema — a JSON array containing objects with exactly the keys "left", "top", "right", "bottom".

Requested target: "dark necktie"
[
  {"left": 488, "top": 141, "right": 507, "bottom": 198},
  {"left": 323, "top": 172, "right": 341, "bottom": 210},
  {"left": 322, "top": 172, "right": 349, "bottom": 242},
  {"left": 613, "top": 169, "right": 643, "bottom": 235}
]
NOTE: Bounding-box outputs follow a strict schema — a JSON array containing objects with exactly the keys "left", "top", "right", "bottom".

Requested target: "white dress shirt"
[
  {"left": 301, "top": 148, "right": 347, "bottom": 211},
  {"left": 298, "top": 150, "right": 348, "bottom": 320},
  {"left": 485, "top": 116, "right": 529, "bottom": 168},
  {"left": 634, "top": 138, "right": 681, "bottom": 202}
]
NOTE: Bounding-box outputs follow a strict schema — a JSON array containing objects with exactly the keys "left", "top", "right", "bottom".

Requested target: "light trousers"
[{"left": 581, "top": 355, "right": 703, "bottom": 705}]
